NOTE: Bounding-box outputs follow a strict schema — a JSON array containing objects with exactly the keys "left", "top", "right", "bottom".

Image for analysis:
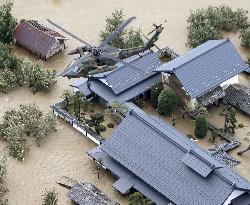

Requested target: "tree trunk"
[{"left": 237, "top": 145, "right": 250, "bottom": 155}]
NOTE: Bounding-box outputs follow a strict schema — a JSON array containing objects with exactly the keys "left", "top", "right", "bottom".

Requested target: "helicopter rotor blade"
[
  {"left": 100, "top": 53, "right": 143, "bottom": 73},
  {"left": 100, "top": 16, "right": 136, "bottom": 47},
  {"left": 47, "top": 19, "right": 92, "bottom": 47},
  {"left": 148, "top": 19, "right": 167, "bottom": 35}
]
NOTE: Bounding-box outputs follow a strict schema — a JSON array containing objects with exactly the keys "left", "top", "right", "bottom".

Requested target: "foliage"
[
  {"left": 105, "top": 102, "right": 128, "bottom": 124},
  {"left": 238, "top": 123, "right": 244, "bottom": 128},
  {"left": 42, "top": 189, "right": 58, "bottom": 205},
  {"left": 99, "top": 9, "right": 144, "bottom": 49},
  {"left": 0, "top": 104, "right": 57, "bottom": 160},
  {"left": 240, "top": 28, "right": 250, "bottom": 49},
  {"left": 0, "top": 154, "right": 8, "bottom": 205},
  {"left": 88, "top": 113, "right": 104, "bottom": 127},
  {"left": 219, "top": 105, "right": 237, "bottom": 134},
  {"left": 0, "top": 43, "right": 57, "bottom": 93},
  {"left": 95, "top": 124, "right": 106, "bottom": 135},
  {"left": 150, "top": 83, "right": 163, "bottom": 108},
  {"left": 107, "top": 122, "right": 115, "bottom": 128},
  {"left": 92, "top": 159, "right": 103, "bottom": 179},
  {"left": 157, "top": 88, "right": 178, "bottom": 115},
  {"left": 195, "top": 115, "right": 208, "bottom": 139},
  {"left": 187, "top": 5, "right": 249, "bottom": 47},
  {"left": 129, "top": 192, "right": 154, "bottom": 205},
  {"left": 209, "top": 130, "right": 219, "bottom": 143},
  {"left": 0, "top": 2, "right": 17, "bottom": 44}
]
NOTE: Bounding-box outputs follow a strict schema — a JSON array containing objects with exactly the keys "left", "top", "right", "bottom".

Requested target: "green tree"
[
  {"left": 0, "top": 154, "right": 8, "bottom": 205},
  {"left": 0, "top": 104, "right": 57, "bottom": 160},
  {"left": 219, "top": 105, "right": 237, "bottom": 134},
  {"left": 42, "top": 189, "right": 58, "bottom": 205},
  {"left": 187, "top": 5, "right": 249, "bottom": 47},
  {"left": 0, "top": 2, "right": 17, "bottom": 44},
  {"left": 240, "top": 28, "right": 250, "bottom": 49},
  {"left": 157, "top": 88, "right": 178, "bottom": 115},
  {"left": 100, "top": 9, "right": 144, "bottom": 49},
  {"left": 60, "top": 90, "right": 73, "bottom": 111},
  {"left": 129, "top": 192, "right": 154, "bottom": 205},
  {"left": 195, "top": 115, "right": 208, "bottom": 139}
]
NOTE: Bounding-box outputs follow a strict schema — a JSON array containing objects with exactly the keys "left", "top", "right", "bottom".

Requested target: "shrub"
[
  {"left": 107, "top": 122, "right": 115, "bottom": 128},
  {"left": 187, "top": 5, "right": 249, "bottom": 47},
  {"left": 157, "top": 88, "right": 178, "bottom": 115},
  {"left": 95, "top": 125, "right": 106, "bottom": 135},
  {"left": 195, "top": 115, "right": 208, "bottom": 139},
  {"left": 88, "top": 121, "right": 95, "bottom": 127},
  {"left": 240, "top": 28, "right": 250, "bottom": 49},
  {"left": 105, "top": 102, "right": 128, "bottom": 124},
  {"left": 42, "top": 189, "right": 58, "bottom": 205},
  {"left": 238, "top": 123, "right": 244, "bottom": 128},
  {"left": 0, "top": 154, "right": 8, "bottom": 205}
]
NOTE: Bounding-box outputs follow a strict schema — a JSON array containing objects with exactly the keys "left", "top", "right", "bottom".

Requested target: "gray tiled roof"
[
  {"left": 99, "top": 107, "right": 250, "bottom": 205},
  {"left": 72, "top": 78, "right": 92, "bottom": 96},
  {"left": 75, "top": 74, "right": 161, "bottom": 103},
  {"left": 98, "top": 50, "right": 162, "bottom": 94},
  {"left": 156, "top": 39, "right": 248, "bottom": 98}
]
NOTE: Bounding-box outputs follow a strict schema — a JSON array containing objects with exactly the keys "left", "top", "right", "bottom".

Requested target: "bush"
[
  {"left": 95, "top": 125, "right": 106, "bottom": 135},
  {"left": 187, "top": 5, "right": 249, "bottom": 47},
  {"left": 42, "top": 189, "right": 58, "bottom": 205},
  {"left": 0, "top": 154, "right": 8, "bottom": 205},
  {"left": 240, "top": 28, "right": 250, "bottom": 49},
  {"left": 88, "top": 121, "right": 95, "bottom": 127},
  {"left": 238, "top": 123, "right": 244, "bottom": 128},
  {"left": 195, "top": 115, "right": 208, "bottom": 139},
  {"left": 150, "top": 83, "right": 163, "bottom": 108},
  {"left": 107, "top": 122, "right": 115, "bottom": 128},
  {"left": 157, "top": 88, "right": 178, "bottom": 115}
]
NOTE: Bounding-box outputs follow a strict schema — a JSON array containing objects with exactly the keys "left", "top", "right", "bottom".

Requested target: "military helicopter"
[{"left": 48, "top": 17, "right": 166, "bottom": 78}]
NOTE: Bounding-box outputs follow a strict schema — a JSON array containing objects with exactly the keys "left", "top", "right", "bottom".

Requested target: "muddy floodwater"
[{"left": 0, "top": 0, "right": 250, "bottom": 204}]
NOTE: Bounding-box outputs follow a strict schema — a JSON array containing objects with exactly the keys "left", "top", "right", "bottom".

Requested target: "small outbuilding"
[{"left": 14, "top": 20, "right": 67, "bottom": 59}]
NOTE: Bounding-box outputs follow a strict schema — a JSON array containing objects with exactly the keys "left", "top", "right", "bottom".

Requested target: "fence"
[{"left": 51, "top": 101, "right": 103, "bottom": 145}]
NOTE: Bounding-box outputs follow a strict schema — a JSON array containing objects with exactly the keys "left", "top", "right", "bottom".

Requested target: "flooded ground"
[{"left": 0, "top": 0, "right": 250, "bottom": 204}]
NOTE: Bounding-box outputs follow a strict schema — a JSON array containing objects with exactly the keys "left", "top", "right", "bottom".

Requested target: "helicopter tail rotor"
[{"left": 147, "top": 19, "right": 167, "bottom": 35}]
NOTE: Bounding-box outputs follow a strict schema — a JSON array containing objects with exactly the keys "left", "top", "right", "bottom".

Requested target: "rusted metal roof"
[{"left": 14, "top": 20, "right": 66, "bottom": 59}]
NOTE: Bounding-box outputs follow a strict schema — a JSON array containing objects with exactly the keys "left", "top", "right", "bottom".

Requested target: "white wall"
[
  {"left": 220, "top": 75, "right": 238, "bottom": 89},
  {"left": 223, "top": 190, "right": 245, "bottom": 205}
]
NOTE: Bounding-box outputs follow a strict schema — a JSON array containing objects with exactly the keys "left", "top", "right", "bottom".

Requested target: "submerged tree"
[
  {"left": 157, "top": 88, "right": 178, "bottom": 115},
  {"left": 0, "top": 154, "right": 8, "bottom": 205},
  {"left": 0, "top": 104, "right": 57, "bottom": 160},
  {"left": 92, "top": 159, "right": 103, "bottom": 179},
  {"left": 100, "top": 9, "right": 144, "bottom": 49},
  {"left": 42, "top": 189, "right": 58, "bottom": 205},
  {"left": 0, "top": 2, "right": 17, "bottom": 44},
  {"left": 219, "top": 105, "right": 237, "bottom": 134},
  {"left": 240, "top": 28, "right": 250, "bottom": 49},
  {"left": 195, "top": 115, "right": 208, "bottom": 139}
]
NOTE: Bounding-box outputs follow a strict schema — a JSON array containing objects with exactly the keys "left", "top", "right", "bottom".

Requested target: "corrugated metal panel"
[
  {"left": 14, "top": 21, "right": 57, "bottom": 58},
  {"left": 99, "top": 107, "right": 250, "bottom": 205},
  {"left": 156, "top": 39, "right": 248, "bottom": 98}
]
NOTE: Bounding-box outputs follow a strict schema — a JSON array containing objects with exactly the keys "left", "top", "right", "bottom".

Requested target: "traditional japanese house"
[
  {"left": 156, "top": 39, "right": 248, "bottom": 110},
  {"left": 14, "top": 20, "right": 67, "bottom": 59},
  {"left": 72, "top": 50, "right": 163, "bottom": 105},
  {"left": 88, "top": 104, "right": 250, "bottom": 205}
]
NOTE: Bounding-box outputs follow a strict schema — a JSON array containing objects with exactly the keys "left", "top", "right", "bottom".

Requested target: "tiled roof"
[
  {"left": 99, "top": 107, "right": 250, "bottom": 205},
  {"left": 98, "top": 50, "right": 162, "bottom": 94},
  {"left": 225, "top": 83, "right": 250, "bottom": 115},
  {"left": 77, "top": 74, "right": 161, "bottom": 103},
  {"left": 156, "top": 39, "right": 248, "bottom": 98}
]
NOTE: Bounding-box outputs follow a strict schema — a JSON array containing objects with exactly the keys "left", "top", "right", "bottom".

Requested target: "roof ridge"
[{"left": 173, "top": 39, "right": 228, "bottom": 72}]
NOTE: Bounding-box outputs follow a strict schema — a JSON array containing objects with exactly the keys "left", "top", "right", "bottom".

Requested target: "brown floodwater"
[{"left": 0, "top": 0, "right": 250, "bottom": 204}]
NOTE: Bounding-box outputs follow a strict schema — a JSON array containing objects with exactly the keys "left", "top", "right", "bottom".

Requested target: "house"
[
  {"left": 72, "top": 50, "right": 163, "bottom": 105},
  {"left": 68, "top": 182, "right": 119, "bottom": 205},
  {"left": 88, "top": 104, "right": 250, "bottom": 205},
  {"left": 14, "top": 20, "right": 67, "bottom": 59},
  {"left": 155, "top": 39, "right": 248, "bottom": 110},
  {"left": 225, "top": 83, "right": 250, "bottom": 116}
]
